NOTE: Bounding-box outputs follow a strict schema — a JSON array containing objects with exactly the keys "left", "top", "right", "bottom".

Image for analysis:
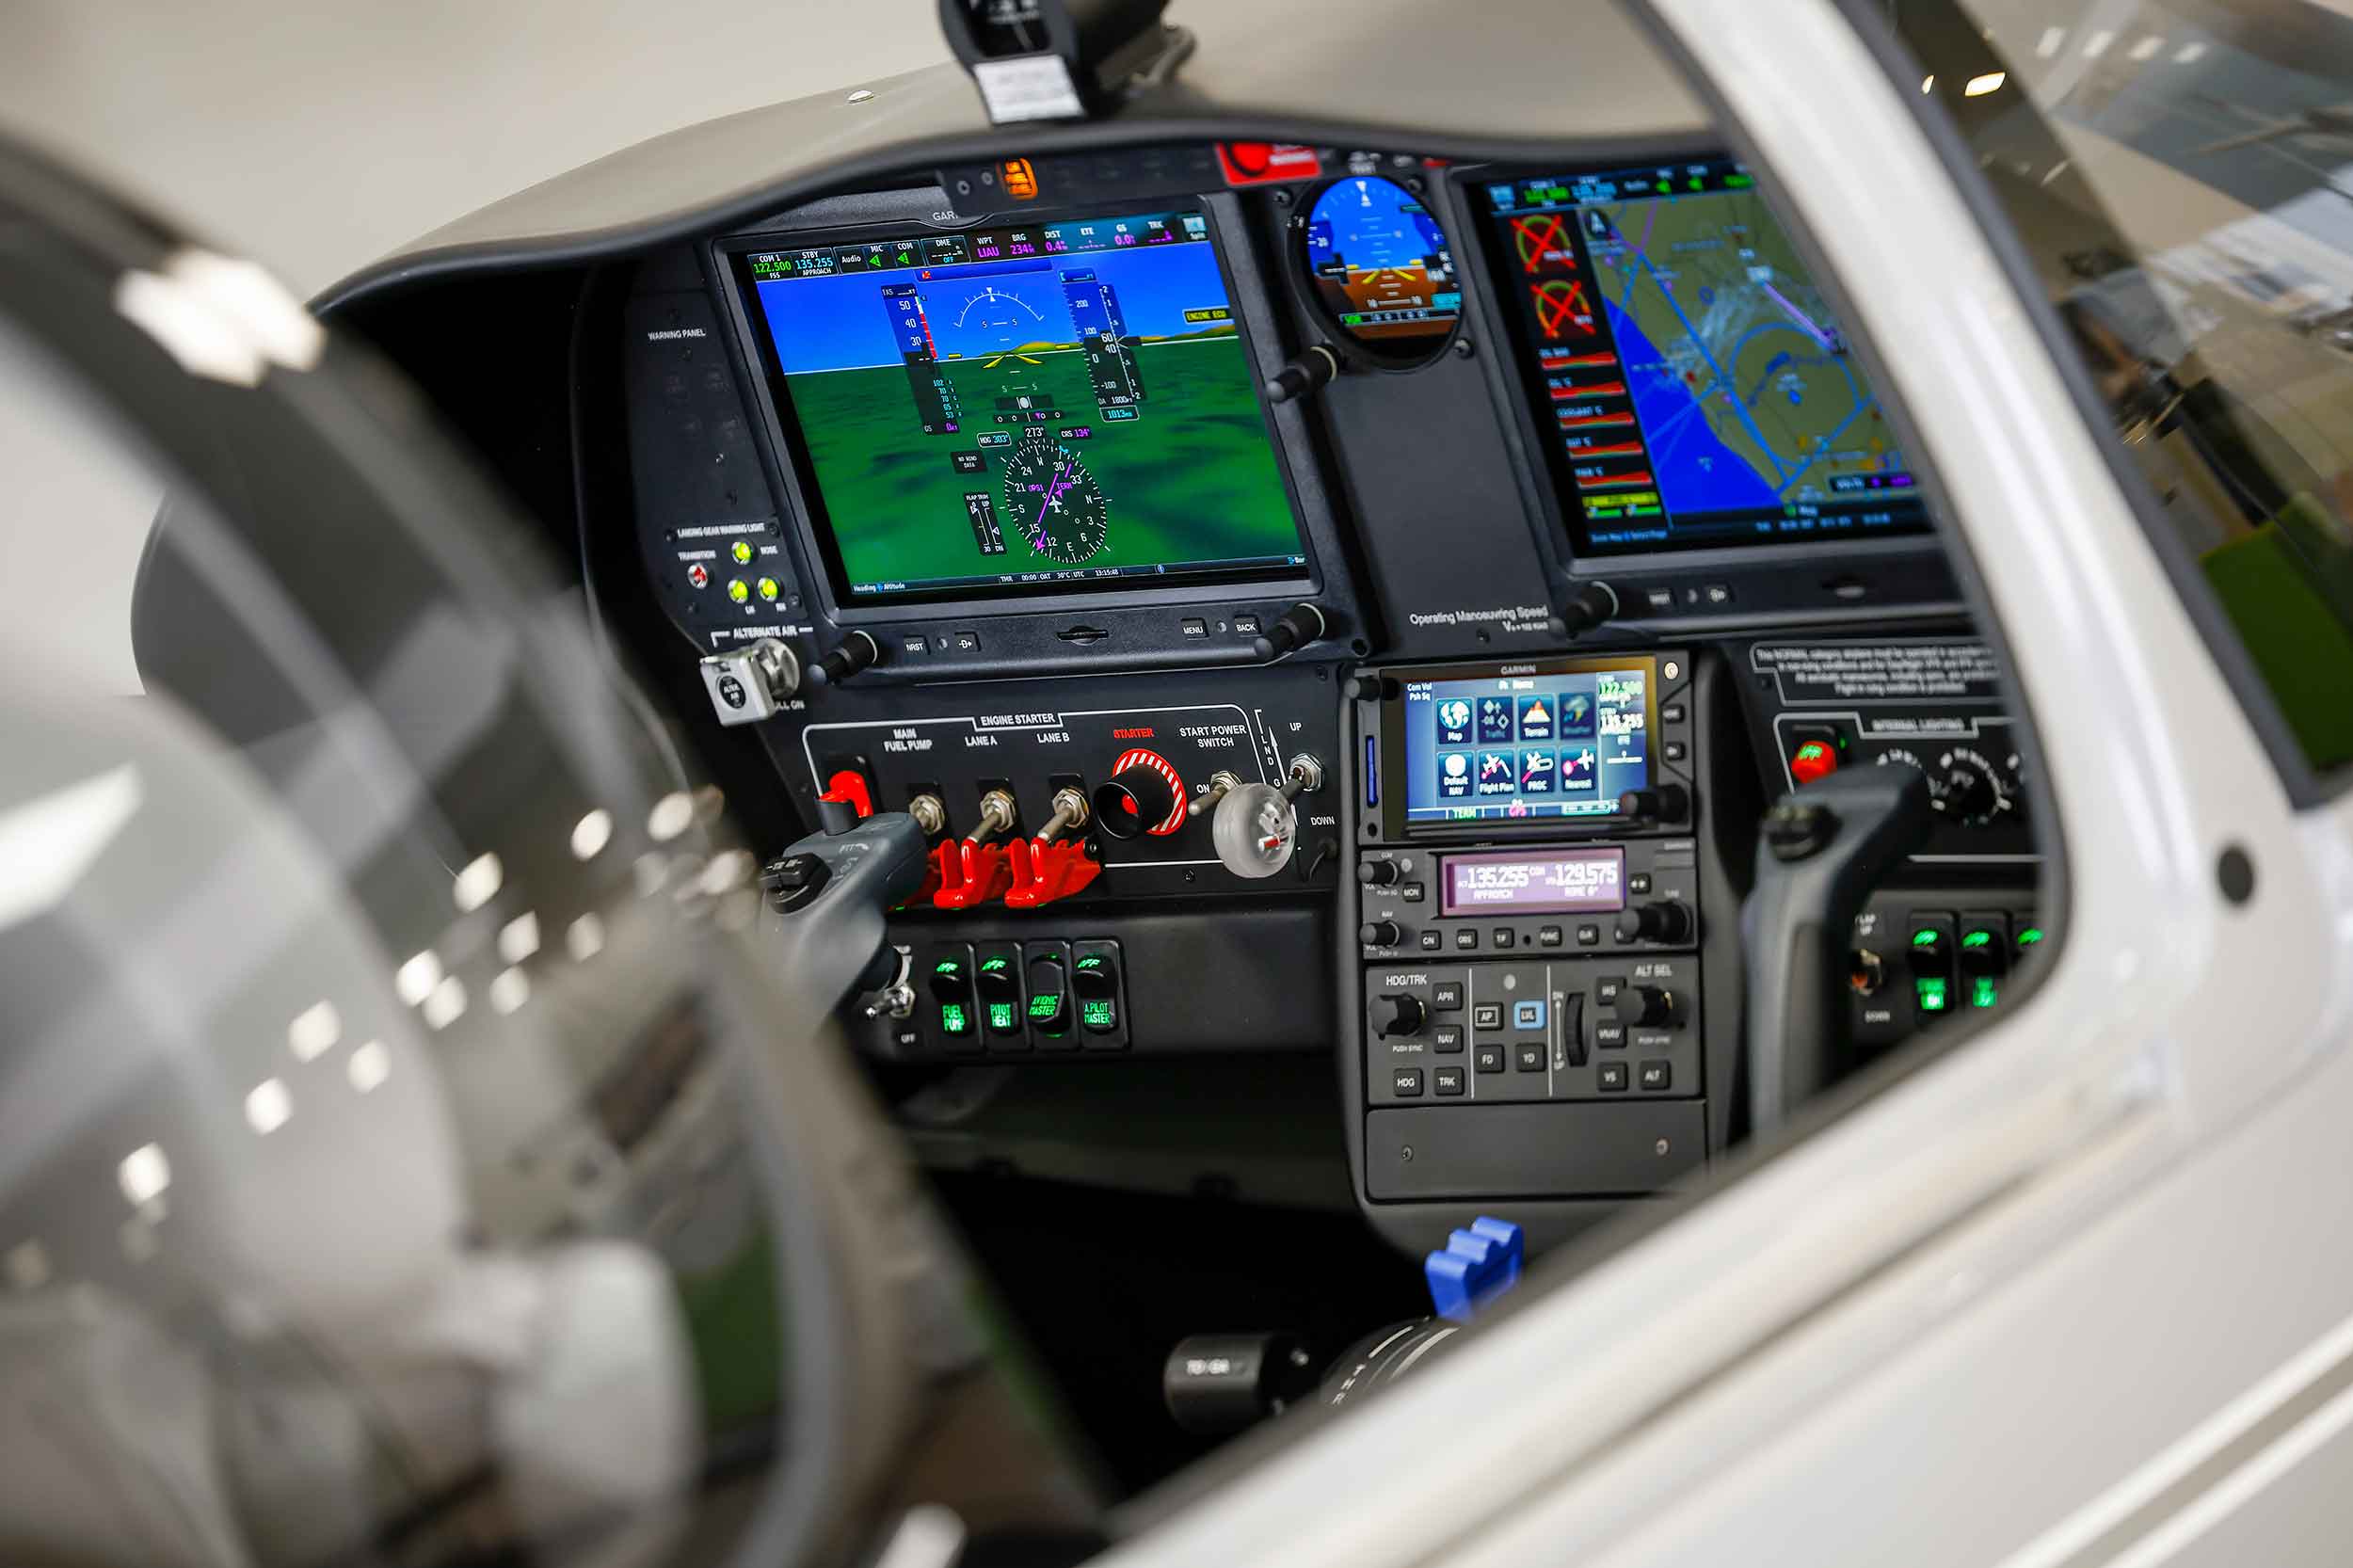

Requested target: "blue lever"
[{"left": 1424, "top": 1216, "right": 1525, "bottom": 1322}]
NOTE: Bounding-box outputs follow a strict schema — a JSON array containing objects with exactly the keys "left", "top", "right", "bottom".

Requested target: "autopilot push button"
[
  {"left": 1472, "top": 1002, "right": 1504, "bottom": 1031},
  {"left": 1392, "top": 1067, "right": 1424, "bottom": 1098},
  {"left": 1431, "top": 981, "right": 1464, "bottom": 1012}
]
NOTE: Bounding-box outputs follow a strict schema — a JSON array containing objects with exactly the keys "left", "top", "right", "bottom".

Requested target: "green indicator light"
[
  {"left": 1077, "top": 956, "right": 1104, "bottom": 970},
  {"left": 1082, "top": 1000, "right": 1114, "bottom": 1028},
  {"left": 1028, "top": 993, "right": 1064, "bottom": 1020},
  {"left": 1687, "top": 177, "right": 1705, "bottom": 190},
  {"left": 987, "top": 1002, "right": 1016, "bottom": 1030},
  {"left": 934, "top": 960, "right": 962, "bottom": 975},
  {"left": 1970, "top": 977, "right": 2000, "bottom": 1009},
  {"left": 2017, "top": 926, "right": 2044, "bottom": 948},
  {"left": 1916, "top": 977, "right": 1949, "bottom": 1013},
  {"left": 730, "top": 539, "right": 754, "bottom": 565},
  {"left": 757, "top": 576, "right": 780, "bottom": 601},
  {"left": 1961, "top": 930, "right": 1993, "bottom": 949},
  {"left": 982, "top": 957, "right": 1010, "bottom": 971},
  {"left": 939, "top": 1003, "right": 969, "bottom": 1034},
  {"left": 727, "top": 578, "right": 750, "bottom": 603},
  {"left": 1726, "top": 173, "right": 1754, "bottom": 187},
  {"left": 1912, "top": 929, "right": 1940, "bottom": 947}
]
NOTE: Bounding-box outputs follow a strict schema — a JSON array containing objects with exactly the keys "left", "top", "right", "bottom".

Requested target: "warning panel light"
[{"left": 1000, "top": 158, "right": 1039, "bottom": 200}]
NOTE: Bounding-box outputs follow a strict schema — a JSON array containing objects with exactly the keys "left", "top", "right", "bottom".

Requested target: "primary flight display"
[
  {"left": 1474, "top": 158, "right": 1929, "bottom": 554},
  {"left": 735, "top": 209, "right": 1308, "bottom": 600}
]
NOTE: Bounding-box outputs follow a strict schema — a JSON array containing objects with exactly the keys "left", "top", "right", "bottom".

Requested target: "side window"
[{"left": 1884, "top": 0, "right": 2353, "bottom": 779}]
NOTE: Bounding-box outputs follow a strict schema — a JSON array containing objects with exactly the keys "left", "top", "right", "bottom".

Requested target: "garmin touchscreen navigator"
[
  {"left": 1398, "top": 661, "right": 1652, "bottom": 825},
  {"left": 730, "top": 208, "right": 1309, "bottom": 601},
  {"left": 1470, "top": 157, "right": 1929, "bottom": 555}
]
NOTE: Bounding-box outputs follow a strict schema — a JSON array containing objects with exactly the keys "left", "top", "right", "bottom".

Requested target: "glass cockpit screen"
[
  {"left": 1472, "top": 157, "right": 1929, "bottom": 554},
  {"left": 733, "top": 209, "right": 1309, "bottom": 600},
  {"left": 1401, "top": 664, "right": 1650, "bottom": 824}
]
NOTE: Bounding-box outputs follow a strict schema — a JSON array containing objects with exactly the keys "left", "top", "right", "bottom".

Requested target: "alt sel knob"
[
  {"left": 1612, "top": 984, "right": 1678, "bottom": 1029},
  {"left": 1371, "top": 993, "right": 1428, "bottom": 1038},
  {"left": 1613, "top": 900, "right": 1693, "bottom": 945},
  {"left": 1359, "top": 920, "right": 1402, "bottom": 948}
]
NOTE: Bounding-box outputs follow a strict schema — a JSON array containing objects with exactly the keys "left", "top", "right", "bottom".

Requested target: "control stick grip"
[{"left": 1738, "top": 765, "right": 1934, "bottom": 1135}]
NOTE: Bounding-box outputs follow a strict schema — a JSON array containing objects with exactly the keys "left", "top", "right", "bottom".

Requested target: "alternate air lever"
[
  {"left": 1209, "top": 754, "right": 1323, "bottom": 880},
  {"left": 698, "top": 637, "right": 801, "bottom": 726}
]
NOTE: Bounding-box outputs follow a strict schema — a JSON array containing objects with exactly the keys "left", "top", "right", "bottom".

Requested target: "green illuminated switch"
[
  {"left": 1906, "top": 911, "right": 1957, "bottom": 1023},
  {"left": 1958, "top": 911, "right": 2011, "bottom": 1010},
  {"left": 974, "top": 944, "right": 1028, "bottom": 1050},
  {"left": 1071, "top": 938, "right": 1128, "bottom": 1051},
  {"left": 925, "top": 943, "right": 979, "bottom": 1053},
  {"left": 1024, "top": 941, "right": 1073, "bottom": 1048}
]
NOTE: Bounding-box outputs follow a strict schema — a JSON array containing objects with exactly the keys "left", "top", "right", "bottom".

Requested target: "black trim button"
[
  {"left": 1181, "top": 616, "right": 1208, "bottom": 636},
  {"left": 1658, "top": 704, "right": 1685, "bottom": 724},
  {"left": 1234, "top": 614, "right": 1262, "bottom": 634},
  {"left": 954, "top": 630, "right": 982, "bottom": 652},
  {"left": 1538, "top": 925, "right": 1563, "bottom": 947},
  {"left": 1392, "top": 1067, "right": 1424, "bottom": 1097},
  {"left": 1472, "top": 1002, "right": 1504, "bottom": 1030},
  {"left": 1596, "top": 975, "right": 1625, "bottom": 1002},
  {"left": 1628, "top": 872, "right": 1652, "bottom": 894},
  {"left": 1432, "top": 982, "right": 1464, "bottom": 1012},
  {"left": 1704, "top": 584, "right": 1734, "bottom": 606},
  {"left": 1595, "top": 1023, "right": 1627, "bottom": 1049},
  {"left": 900, "top": 634, "right": 929, "bottom": 655},
  {"left": 1474, "top": 1043, "right": 1506, "bottom": 1074},
  {"left": 1576, "top": 922, "right": 1601, "bottom": 946},
  {"left": 1419, "top": 930, "right": 1444, "bottom": 951},
  {"left": 1663, "top": 741, "right": 1688, "bottom": 762},
  {"left": 1643, "top": 586, "right": 1674, "bottom": 611},
  {"left": 1638, "top": 1060, "right": 1672, "bottom": 1092},
  {"left": 1598, "top": 1062, "right": 1630, "bottom": 1092},
  {"left": 1455, "top": 929, "right": 1479, "bottom": 950},
  {"left": 1493, "top": 928, "right": 1516, "bottom": 950},
  {"left": 1432, "top": 1024, "right": 1464, "bottom": 1053},
  {"left": 1401, "top": 882, "right": 1426, "bottom": 902},
  {"left": 1433, "top": 1065, "right": 1466, "bottom": 1096},
  {"left": 1514, "top": 1043, "right": 1545, "bottom": 1072}
]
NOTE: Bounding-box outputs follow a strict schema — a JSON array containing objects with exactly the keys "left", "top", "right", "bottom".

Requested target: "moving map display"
[
  {"left": 1401, "top": 665, "right": 1650, "bottom": 824},
  {"left": 1475, "top": 158, "right": 1929, "bottom": 554},
  {"left": 735, "top": 209, "right": 1308, "bottom": 600}
]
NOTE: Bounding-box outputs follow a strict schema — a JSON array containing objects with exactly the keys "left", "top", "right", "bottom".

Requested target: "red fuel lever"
[
  {"left": 820, "top": 768, "right": 874, "bottom": 819},
  {"left": 932, "top": 839, "right": 1014, "bottom": 909},
  {"left": 1004, "top": 837, "right": 1102, "bottom": 908}
]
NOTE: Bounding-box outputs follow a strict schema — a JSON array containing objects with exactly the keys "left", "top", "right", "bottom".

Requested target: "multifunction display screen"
[
  {"left": 1400, "top": 664, "right": 1649, "bottom": 824},
  {"left": 1471, "top": 157, "right": 1929, "bottom": 555},
  {"left": 733, "top": 209, "right": 1309, "bottom": 601},
  {"left": 1440, "top": 847, "right": 1626, "bottom": 917}
]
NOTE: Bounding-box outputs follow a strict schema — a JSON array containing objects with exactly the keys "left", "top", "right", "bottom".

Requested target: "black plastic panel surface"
[{"left": 1366, "top": 1101, "right": 1705, "bottom": 1199}]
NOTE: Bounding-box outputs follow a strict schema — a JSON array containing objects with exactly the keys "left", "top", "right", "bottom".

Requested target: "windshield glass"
[{"left": 1881, "top": 0, "right": 2353, "bottom": 778}]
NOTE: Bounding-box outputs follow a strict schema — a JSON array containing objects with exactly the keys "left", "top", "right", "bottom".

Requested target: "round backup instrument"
[{"left": 1299, "top": 173, "right": 1462, "bottom": 361}]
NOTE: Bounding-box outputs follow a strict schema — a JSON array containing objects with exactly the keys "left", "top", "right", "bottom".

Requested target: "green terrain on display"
[{"left": 789, "top": 329, "right": 1298, "bottom": 590}]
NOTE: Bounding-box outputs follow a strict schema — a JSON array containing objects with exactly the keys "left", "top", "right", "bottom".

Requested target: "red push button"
[{"left": 1789, "top": 738, "right": 1839, "bottom": 787}]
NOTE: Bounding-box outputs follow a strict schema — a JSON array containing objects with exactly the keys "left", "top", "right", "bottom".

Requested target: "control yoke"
[
  {"left": 1739, "top": 763, "right": 1934, "bottom": 1136},
  {"left": 761, "top": 812, "right": 933, "bottom": 1011}
]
